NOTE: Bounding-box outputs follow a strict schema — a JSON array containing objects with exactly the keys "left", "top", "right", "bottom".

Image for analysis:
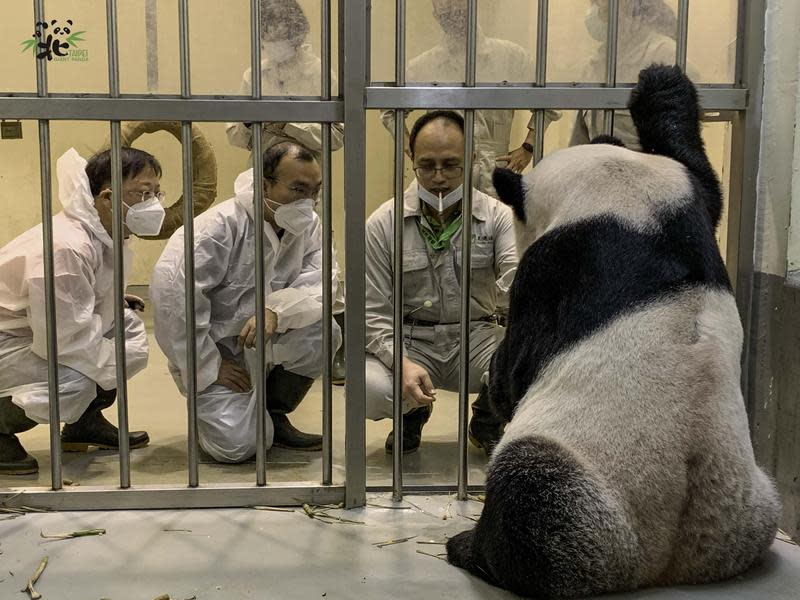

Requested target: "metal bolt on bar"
[
  {"left": 106, "top": 0, "right": 132, "bottom": 489},
  {"left": 392, "top": 0, "right": 407, "bottom": 502},
  {"left": 178, "top": 0, "right": 199, "bottom": 488},
  {"left": 321, "top": 0, "right": 334, "bottom": 486},
  {"left": 457, "top": 0, "right": 478, "bottom": 501},
  {"left": 604, "top": 0, "right": 620, "bottom": 136},
  {"left": 676, "top": 0, "right": 690, "bottom": 71},
  {"left": 251, "top": 0, "right": 268, "bottom": 487},
  {"left": 534, "top": 0, "right": 549, "bottom": 164},
  {"left": 33, "top": 0, "right": 63, "bottom": 491}
]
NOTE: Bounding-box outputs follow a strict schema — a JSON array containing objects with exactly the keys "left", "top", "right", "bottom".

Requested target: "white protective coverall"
[
  {"left": 364, "top": 180, "right": 518, "bottom": 420},
  {"left": 0, "top": 149, "right": 149, "bottom": 424},
  {"left": 226, "top": 44, "right": 344, "bottom": 157},
  {"left": 380, "top": 29, "right": 559, "bottom": 195},
  {"left": 151, "top": 169, "right": 342, "bottom": 462}
]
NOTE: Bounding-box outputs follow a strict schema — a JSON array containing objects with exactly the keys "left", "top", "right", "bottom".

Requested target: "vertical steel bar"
[
  {"left": 342, "top": 0, "right": 368, "bottom": 509},
  {"left": 676, "top": 0, "right": 690, "bottom": 71},
  {"left": 533, "top": 0, "right": 549, "bottom": 164},
  {"left": 391, "top": 0, "right": 407, "bottom": 501},
  {"left": 604, "top": 0, "right": 620, "bottom": 136},
  {"left": 250, "top": 0, "right": 267, "bottom": 487},
  {"left": 457, "top": 0, "right": 478, "bottom": 501},
  {"left": 145, "top": 0, "right": 159, "bottom": 92},
  {"left": 33, "top": 0, "right": 62, "bottom": 491},
  {"left": 734, "top": 0, "right": 747, "bottom": 86},
  {"left": 178, "top": 0, "right": 198, "bottom": 488},
  {"left": 321, "top": 0, "right": 334, "bottom": 486},
  {"left": 106, "top": 0, "right": 131, "bottom": 489}
]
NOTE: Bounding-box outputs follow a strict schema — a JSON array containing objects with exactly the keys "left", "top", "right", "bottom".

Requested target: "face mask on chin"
[{"left": 418, "top": 183, "right": 463, "bottom": 213}]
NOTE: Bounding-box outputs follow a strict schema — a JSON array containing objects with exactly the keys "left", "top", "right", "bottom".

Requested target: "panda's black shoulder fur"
[
  {"left": 490, "top": 204, "right": 731, "bottom": 422},
  {"left": 488, "top": 65, "right": 730, "bottom": 422}
]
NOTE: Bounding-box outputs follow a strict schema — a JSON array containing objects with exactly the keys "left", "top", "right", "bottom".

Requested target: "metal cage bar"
[
  {"left": 321, "top": 0, "right": 334, "bottom": 487},
  {"left": 457, "top": 0, "right": 479, "bottom": 501},
  {"left": 250, "top": 0, "right": 268, "bottom": 487},
  {"left": 342, "top": 0, "right": 369, "bottom": 509},
  {"left": 604, "top": 0, "right": 620, "bottom": 136},
  {"left": 391, "top": 0, "right": 407, "bottom": 500},
  {"left": 178, "top": 0, "right": 199, "bottom": 488},
  {"left": 33, "top": 0, "right": 63, "bottom": 492},
  {"left": 676, "top": 0, "right": 690, "bottom": 71},
  {"left": 533, "top": 0, "right": 549, "bottom": 164},
  {"left": 106, "top": 0, "right": 132, "bottom": 489}
]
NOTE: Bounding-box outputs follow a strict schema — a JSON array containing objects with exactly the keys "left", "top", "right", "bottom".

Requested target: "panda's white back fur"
[{"left": 445, "top": 65, "right": 779, "bottom": 598}]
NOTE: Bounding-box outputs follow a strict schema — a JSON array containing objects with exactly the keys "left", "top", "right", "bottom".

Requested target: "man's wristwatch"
[{"left": 521, "top": 142, "right": 534, "bottom": 154}]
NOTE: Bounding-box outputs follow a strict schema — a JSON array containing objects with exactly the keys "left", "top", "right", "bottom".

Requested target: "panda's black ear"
[{"left": 492, "top": 167, "right": 526, "bottom": 223}]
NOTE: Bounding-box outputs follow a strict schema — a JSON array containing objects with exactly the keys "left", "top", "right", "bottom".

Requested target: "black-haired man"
[
  {"left": 365, "top": 111, "right": 518, "bottom": 455},
  {"left": 152, "top": 141, "right": 341, "bottom": 462},
  {"left": 0, "top": 147, "right": 163, "bottom": 474}
]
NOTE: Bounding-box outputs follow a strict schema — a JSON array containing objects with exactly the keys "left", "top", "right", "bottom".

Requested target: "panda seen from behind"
[{"left": 445, "top": 65, "right": 780, "bottom": 598}]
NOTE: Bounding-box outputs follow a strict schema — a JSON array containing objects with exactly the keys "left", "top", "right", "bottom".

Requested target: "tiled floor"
[{"left": 1, "top": 495, "right": 798, "bottom": 600}]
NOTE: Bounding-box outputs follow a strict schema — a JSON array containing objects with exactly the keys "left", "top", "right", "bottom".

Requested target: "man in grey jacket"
[{"left": 365, "top": 110, "right": 518, "bottom": 455}]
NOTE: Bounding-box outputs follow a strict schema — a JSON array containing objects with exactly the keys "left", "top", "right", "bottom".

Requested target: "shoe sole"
[
  {"left": 271, "top": 442, "right": 323, "bottom": 452},
  {"left": 384, "top": 445, "right": 419, "bottom": 455},
  {"left": 62, "top": 439, "right": 150, "bottom": 453},
  {"left": 0, "top": 466, "right": 38, "bottom": 475}
]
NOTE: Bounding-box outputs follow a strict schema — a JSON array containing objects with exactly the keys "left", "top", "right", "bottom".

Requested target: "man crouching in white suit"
[
  {"left": 0, "top": 147, "right": 162, "bottom": 475},
  {"left": 151, "top": 141, "right": 341, "bottom": 462}
]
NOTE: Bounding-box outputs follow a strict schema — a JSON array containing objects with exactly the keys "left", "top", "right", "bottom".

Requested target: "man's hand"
[
  {"left": 238, "top": 309, "right": 279, "bottom": 349},
  {"left": 123, "top": 294, "right": 145, "bottom": 312},
  {"left": 214, "top": 359, "right": 252, "bottom": 393},
  {"left": 402, "top": 356, "right": 436, "bottom": 407},
  {"left": 496, "top": 145, "right": 533, "bottom": 173}
]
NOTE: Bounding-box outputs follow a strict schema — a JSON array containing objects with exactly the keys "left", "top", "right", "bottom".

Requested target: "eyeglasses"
[
  {"left": 413, "top": 166, "right": 464, "bottom": 179},
  {"left": 137, "top": 190, "right": 166, "bottom": 203}
]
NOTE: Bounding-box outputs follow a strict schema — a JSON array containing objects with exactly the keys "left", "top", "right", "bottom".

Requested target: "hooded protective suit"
[
  {"left": 151, "top": 169, "right": 342, "bottom": 462},
  {"left": 0, "top": 149, "right": 149, "bottom": 424}
]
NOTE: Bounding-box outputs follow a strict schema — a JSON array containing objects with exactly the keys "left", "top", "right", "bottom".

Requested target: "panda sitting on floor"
[{"left": 446, "top": 65, "right": 780, "bottom": 598}]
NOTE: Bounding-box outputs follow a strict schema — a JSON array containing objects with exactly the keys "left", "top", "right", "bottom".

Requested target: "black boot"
[
  {"left": 61, "top": 387, "right": 150, "bottom": 452},
  {"left": 332, "top": 312, "right": 346, "bottom": 386},
  {"left": 385, "top": 405, "right": 433, "bottom": 454},
  {"left": 468, "top": 384, "right": 505, "bottom": 457},
  {"left": 0, "top": 434, "right": 38, "bottom": 475},
  {"left": 0, "top": 396, "right": 39, "bottom": 475},
  {"left": 266, "top": 366, "right": 321, "bottom": 451}
]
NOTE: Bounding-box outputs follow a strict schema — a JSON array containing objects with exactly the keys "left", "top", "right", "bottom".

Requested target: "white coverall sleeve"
[
  {"left": 569, "top": 109, "right": 592, "bottom": 147},
  {"left": 27, "top": 247, "right": 146, "bottom": 391},
  {"left": 265, "top": 218, "right": 338, "bottom": 333},
  {"left": 153, "top": 229, "right": 233, "bottom": 394},
  {"left": 364, "top": 215, "right": 395, "bottom": 370},
  {"left": 493, "top": 205, "right": 519, "bottom": 312},
  {"left": 282, "top": 122, "right": 344, "bottom": 153}
]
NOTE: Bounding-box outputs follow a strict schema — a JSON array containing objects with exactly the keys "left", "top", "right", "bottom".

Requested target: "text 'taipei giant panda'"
[{"left": 446, "top": 65, "right": 780, "bottom": 598}]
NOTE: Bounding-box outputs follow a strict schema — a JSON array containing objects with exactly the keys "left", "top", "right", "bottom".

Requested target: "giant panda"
[{"left": 445, "top": 65, "right": 780, "bottom": 598}]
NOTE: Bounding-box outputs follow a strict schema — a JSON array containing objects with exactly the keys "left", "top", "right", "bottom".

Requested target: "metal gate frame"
[{"left": 0, "top": 0, "right": 766, "bottom": 511}]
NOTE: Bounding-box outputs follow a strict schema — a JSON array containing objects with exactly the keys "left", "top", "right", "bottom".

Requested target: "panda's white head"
[{"left": 492, "top": 142, "right": 694, "bottom": 257}]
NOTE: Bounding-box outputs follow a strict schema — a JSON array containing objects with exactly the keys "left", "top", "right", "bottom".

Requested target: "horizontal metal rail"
[{"left": 0, "top": 97, "right": 344, "bottom": 122}]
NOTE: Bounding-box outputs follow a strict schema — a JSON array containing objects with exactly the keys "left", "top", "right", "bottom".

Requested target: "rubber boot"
[
  {"left": 0, "top": 397, "right": 38, "bottom": 475},
  {"left": 266, "top": 366, "right": 321, "bottom": 451},
  {"left": 385, "top": 405, "right": 433, "bottom": 455},
  {"left": 61, "top": 387, "right": 150, "bottom": 452}
]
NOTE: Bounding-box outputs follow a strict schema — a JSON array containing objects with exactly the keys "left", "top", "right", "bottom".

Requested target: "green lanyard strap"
[{"left": 417, "top": 212, "right": 463, "bottom": 251}]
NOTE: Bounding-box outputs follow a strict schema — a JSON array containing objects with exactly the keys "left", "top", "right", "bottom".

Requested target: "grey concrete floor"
[{"left": 1, "top": 494, "right": 798, "bottom": 600}]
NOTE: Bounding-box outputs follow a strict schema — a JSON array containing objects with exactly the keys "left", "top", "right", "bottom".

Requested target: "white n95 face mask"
[
  {"left": 266, "top": 197, "right": 315, "bottom": 236},
  {"left": 123, "top": 197, "right": 166, "bottom": 237},
  {"left": 418, "top": 184, "right": 463, "bottom": 213},
  {"left": 585, "top": 5, "right": 607, "bottom": 42}
]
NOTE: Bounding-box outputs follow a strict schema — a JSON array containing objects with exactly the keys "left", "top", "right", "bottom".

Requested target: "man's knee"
[{"left": 365, "top": 356, "right": 395, "bottom": 421}]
